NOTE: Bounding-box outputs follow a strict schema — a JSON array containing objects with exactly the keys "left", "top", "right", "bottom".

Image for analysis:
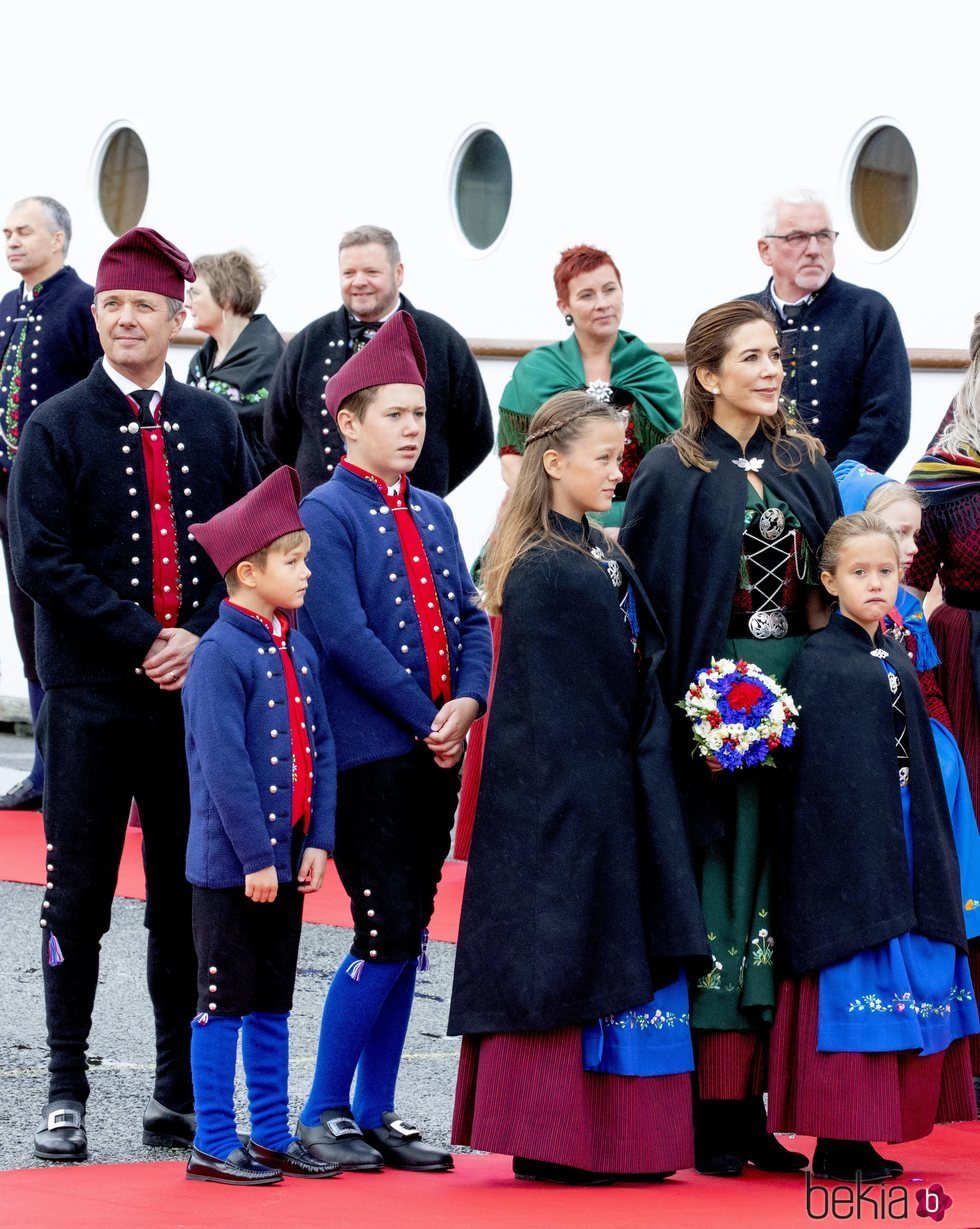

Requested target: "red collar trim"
[
  {"left": 340, "top": 456, "right": 406, "bottom": 498},
  {"left": 225, "top": 599, "right": 285, "bottom": 640}
]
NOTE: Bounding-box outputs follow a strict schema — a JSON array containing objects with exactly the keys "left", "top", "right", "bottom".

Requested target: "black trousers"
[
  {"left": 333, "top": 746, "right": 461, "bottom": 963},
  {"left": 38, "top": 681, "right": 197, "bottom": 1110},
  {"left": 0, "top": 473, "right": 38, "bottom": 682}
]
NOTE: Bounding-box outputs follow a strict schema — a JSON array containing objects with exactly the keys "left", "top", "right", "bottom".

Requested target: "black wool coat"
[
  {"left": 447, "top": 515, "right": 709, "bottom": 1038},
  {"left": 9, "top": 362, "right": 256, "bottom": 688},
  {"left": 263, "top": 297, "right": 493, "bottom": 496},
  {"left": 620, "top": 421, "right": 842, "bottom": 846},
  {"left": 777, "top": 614, "right": 966, "bottom": 974}
]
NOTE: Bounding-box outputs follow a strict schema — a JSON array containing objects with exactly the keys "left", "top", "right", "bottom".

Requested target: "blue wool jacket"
[
  {"left": 299, "top": 465, "right": 492, "bottom": 771},
  {"left": 183, "top": 601, "right": 336, "bottom": 888},
  {"left": 742, "top": 274, "right": 910, "bottom": 472}
]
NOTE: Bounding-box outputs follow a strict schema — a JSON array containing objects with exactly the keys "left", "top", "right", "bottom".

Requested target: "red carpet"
[
  {"left": 3, "top": 1129, "right": 980, "bottom": 1229},
  {"left": 0, "top": 810, "right": 465, "bottom": 943}
]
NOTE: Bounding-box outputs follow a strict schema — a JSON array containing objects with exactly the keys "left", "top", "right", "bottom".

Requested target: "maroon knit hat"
[
  {"left": 190, "top": 466, "right": 305, "bottom": 577},
  {"left": 325, "top": 309, "right": 427, "bottom": 417},
  {"left": 95, "top": 227, "right": 196, "bottom": 298}
]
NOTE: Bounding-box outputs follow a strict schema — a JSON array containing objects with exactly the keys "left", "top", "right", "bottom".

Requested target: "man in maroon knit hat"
[{"left": 9, "top": 226, "right": 255, "bottom": 1161}]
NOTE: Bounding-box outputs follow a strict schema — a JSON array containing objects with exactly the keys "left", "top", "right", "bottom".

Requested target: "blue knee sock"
[
  {"left": 299, "top": 953, "right": 404, "bottom": 1127},
  {"left": 242, "top": 1012, "right": 293, "bottom": 1153},
  {"left": 28, "top": 680, "right": 44, "bottom": 790},
  {"left": 353, "top": 961, "right": 417, "bottom": 1128},
  {"left": 190, "top": 1014, "right": 242, "bottom": 1160}
]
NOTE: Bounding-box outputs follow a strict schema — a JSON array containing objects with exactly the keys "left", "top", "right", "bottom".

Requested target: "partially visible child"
[
  {"left": 295, "top": 311, "right": 492, "bottom": 1173},
  {"left": 770, "top": 511, "right": 979, "bottom": 1183},
  {"left": 835, "top": 460, "right": 980, "bottom": 934},
  {"left": 182, "top": 466, "right": 339, "bottom": 1185}
]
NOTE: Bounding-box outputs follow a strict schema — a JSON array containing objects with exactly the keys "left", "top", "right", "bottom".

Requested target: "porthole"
[
  {"left": 849, "top": 125, "right": 917, "bottom": 252},
  {"left": 97, "top": 127, "right": 149, "bottom": 236},
  {"left": 452, "top": 129, "right": 512, "bottom": 251}
]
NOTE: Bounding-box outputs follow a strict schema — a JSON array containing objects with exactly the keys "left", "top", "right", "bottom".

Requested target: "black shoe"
[
  {"left": 694, "top": 1099, "right": 745, "bottom": 1177},
  {"left": 247, "top": 1139, "right": 341, "bottom": 1178},
  {"left": 142, "top": 1096, "right": 195, "bottom": 1148},
  {"left": 513, "top": 1157, "right": 615, "bottom": 1186},
  {"left": 0, "top": 776, "right": 43, "bottom": 811},
  {"left": 811, "top": 1139, "right": 902, "bottom": 1184},
  {"left": 295, "top": 1110, "right": 384, "bottom": 1172},
  {"left": 741, "top": 1095, "right": 810, "bottom": 1172},
  {"left": 186, "top": 1145, "right": 282, "bottom": 1185},
  {"left": 362, "top": 1112, "right": 453, "bottom": 1172},
  {"left": 34, "top": 1100, "right": 88, "bottom": 1162}
]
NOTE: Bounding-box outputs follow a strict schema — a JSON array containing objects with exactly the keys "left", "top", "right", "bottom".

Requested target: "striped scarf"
[{"left": 908, "top": 443, "right": 980, "bottom": 531}]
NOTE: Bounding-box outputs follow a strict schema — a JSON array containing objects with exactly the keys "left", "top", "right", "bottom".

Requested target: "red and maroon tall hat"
[
  {"left": 325, "top": 309, "right": 427, "bottom": 417},
  {"left": 190, "top": 466, "right": 305, "bottom": 577},
  {"left": 95, "top": 227, "right": 196, "bottom": 298}
]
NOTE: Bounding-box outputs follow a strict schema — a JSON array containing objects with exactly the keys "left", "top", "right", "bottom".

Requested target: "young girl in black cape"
[
  {"left": 621, "top": 300, "right": 841, "bottom": 1176},
  {"left": 448, "top": 390, "right": 709, "bottom": 1184},
  {"left": 768, "top": 512, "right": 978, "bottom": 1182}
]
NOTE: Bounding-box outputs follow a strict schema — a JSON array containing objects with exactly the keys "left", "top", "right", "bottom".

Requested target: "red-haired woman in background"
[{"left": 497, "top": 245, "right": 682, "bottom": 532}]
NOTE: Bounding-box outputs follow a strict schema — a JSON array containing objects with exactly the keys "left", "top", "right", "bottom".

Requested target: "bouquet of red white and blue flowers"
[{"left": 679, "top": 658, "right": 799, "bottom": 772}]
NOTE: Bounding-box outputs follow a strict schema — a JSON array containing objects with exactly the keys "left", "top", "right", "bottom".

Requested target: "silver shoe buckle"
[
  {"left": 47, "top": 1108, "right": 82, "bottom": 1131},
  {"left": 325, "top": 1116, "right": 361, "bottom": 1139},
  {"left": 388, "top": 1118, "right": 420, "bottom": 1139}
]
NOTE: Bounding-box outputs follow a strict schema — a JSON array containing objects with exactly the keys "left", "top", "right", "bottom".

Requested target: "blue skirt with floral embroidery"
[
  {"left": 582, "top": 970, "right": 694, "bottom": 1075},
  {"left": 817, "top": 786, "right": 979, "bottom": 1056}
]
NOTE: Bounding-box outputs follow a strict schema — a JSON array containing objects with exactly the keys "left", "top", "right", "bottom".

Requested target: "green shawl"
[{"left": 497, "top": 330, "right": 682, "bottom": 455}]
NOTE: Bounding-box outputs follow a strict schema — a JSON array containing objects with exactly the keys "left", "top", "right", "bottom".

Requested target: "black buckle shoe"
[
  {"left": 0, "top": 777, "right": 43, "bottom": 811},
  {"left": 295, "top": 1110, "right": 384, "bottom": 1172},
  {"left": 142, "top": 1096, "right": 195, "bottom": 1148},
  {"left": 361, "top": 1112, "right": 453, "bottom": 1172},
  {"left": 186, "top": 1146, "right": 282, "bottom": 1185},
  {"left": 34, "top": 1100, "right": 88, "bottom": 1162},
  {"left": 246, "top": 1139, "right": 342, "bottom": 1178}
]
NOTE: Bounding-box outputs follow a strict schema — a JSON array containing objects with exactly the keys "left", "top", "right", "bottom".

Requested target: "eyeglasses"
[{"left": 764, "top": 230, "right": 839, "bottom": 250}]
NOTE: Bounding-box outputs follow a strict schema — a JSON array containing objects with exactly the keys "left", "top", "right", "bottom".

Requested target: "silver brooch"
[
  {"left": 888, "top": 672, "right": 899, "bottom": 694},
  {"left": 758, "top": 507, "right": 786, "bottom": 541},
  {"left": 585, "top": 380, "right": 613, "bottom": 404},
  {"left": 748, "top": 609, "right": 788, "bottom": 640},
  {"left": 733, "top": 457, "right": 765, "bottom": 472},
  {"left": 870, "top": 647, "right": 890, "bottom": 659}
]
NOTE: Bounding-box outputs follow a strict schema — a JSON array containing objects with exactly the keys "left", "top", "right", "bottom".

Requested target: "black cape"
[
  {"left": 620, "top": 421, "right": 842, "bottom": 845},
  {"left": 777, "top": 614, "right": 966, "bottom": 974},
  {"left": 447, "top": 514, "right": 709, "bottom": 1038}
]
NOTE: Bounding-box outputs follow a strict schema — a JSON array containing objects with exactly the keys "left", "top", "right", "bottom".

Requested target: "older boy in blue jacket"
[
  {"left": 296, "top": 312, "right": 492, "bottom": 1172},
  {"left": 182, "top": 466, "right": 339, "bottom": 1185}
]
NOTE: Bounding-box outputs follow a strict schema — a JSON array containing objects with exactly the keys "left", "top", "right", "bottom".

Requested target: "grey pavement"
[{"left": 0, "top": 733, "right": 467, "bottom": 1172}]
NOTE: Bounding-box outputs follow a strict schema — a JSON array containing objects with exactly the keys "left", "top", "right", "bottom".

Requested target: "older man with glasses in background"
[{"left": 742, "top": 188, "right": 910, "bottom": 472}]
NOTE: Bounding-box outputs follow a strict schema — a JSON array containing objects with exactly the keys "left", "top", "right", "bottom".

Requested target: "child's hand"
[
  {"left": 425, "top": 697, "right": 480, "bottom": 751},
  {"left": 705, "top": 754, "right": 724, "bottom": 775},
  {"left": 297, "top": 848, "right": 328, "bottom": 894},
  {"left": 432, "top": 741, "right": 464, "bottom": 769},
  {"left": 245, "top": 866, "right": 279, "bottom": 902}
]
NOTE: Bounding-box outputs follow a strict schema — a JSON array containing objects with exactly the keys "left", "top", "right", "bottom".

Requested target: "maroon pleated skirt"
[
  {"left": 924, "top": 603, "right": 980, "bottom": 1073},
  {"left": 767, "top": 974, "right": 975, "bottom": 1141},
  {"left": 931, "top": 603, "right": 980, "bottom": 816},
  {"left": 452, "top": 1027, "right": 694, "bottom": 1173},
  {"left": 453, "top": 615, "right": 501, "bottom": 862},
  {"left": 694, "top": 1029, "right": 768, "bottom": 1099}
]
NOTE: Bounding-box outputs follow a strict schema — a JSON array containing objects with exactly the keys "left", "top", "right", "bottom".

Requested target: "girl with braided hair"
[{"left": 448, "top": 390, "right": 708, "bottom": 1184}]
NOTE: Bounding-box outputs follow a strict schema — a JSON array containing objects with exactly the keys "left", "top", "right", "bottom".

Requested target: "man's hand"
[
  {"left": 143, "top": 627, "right": 200, "bottom": 691},
  {"left": 245, "top": 866, "right": 279, "bottom": 902},
  {"left": 424, "top": 697, "right": 480, "bottom": 754},
  {"left": 297, "top": 848, "right": 328, "bottom": 893}
]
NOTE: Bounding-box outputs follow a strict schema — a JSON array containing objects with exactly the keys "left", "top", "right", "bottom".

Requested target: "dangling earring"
[{"left": 564, "top": 314, "right": 573, "bottom": 326}]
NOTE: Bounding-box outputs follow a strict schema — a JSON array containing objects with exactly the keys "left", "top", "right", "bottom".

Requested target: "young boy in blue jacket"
[
  {"left": 296, "top": 311, "right": 492, "bottom": 1173},
  {"left": 182, "top": 465, "right": 340, "bottom": 1186}
]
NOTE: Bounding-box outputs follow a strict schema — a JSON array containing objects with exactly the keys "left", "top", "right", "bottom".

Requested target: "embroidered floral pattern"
[
  {"left": 697, "top": 957, "right": 724, "bottom": 990},
  {"left": 194, "top": 376, "right": 270, "bottom": 405},
  {"left": 846, "top": 985, "right": 974, "bottom": 1017},
  {"left": 751, "top": 927, "right": 774, "bottom": 966},
  {"left": 601, "top": 1007, "right": 691, "bottom": 1030}
]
